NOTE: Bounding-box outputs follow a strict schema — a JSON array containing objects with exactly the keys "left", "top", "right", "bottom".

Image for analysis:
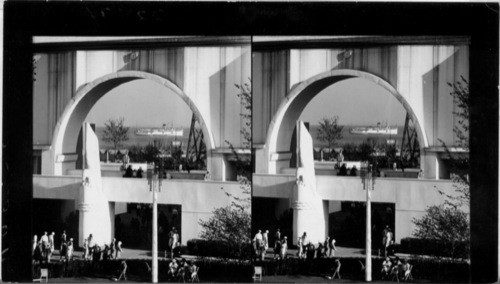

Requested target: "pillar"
[{"left": 421, "top": 151, "right": 440, "bottom": 180}]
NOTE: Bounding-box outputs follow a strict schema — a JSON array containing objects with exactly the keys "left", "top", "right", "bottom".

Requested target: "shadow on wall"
[
  {"left": 422, "top": 46, "right": 468, "bottom": 180},
  {"left": 209, "top": 49, "right": 250, "bottom": 181}
]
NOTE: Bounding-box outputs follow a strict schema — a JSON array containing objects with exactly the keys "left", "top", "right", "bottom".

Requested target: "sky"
[
  {"left": 85, "top": 79, "right": 193, "bottom": 128},
  {"left": 299, "top": 78, "right": 407, "bottom": 126},
  {"left": 85, "top": 77, "right": 407, "bottom": 129}
]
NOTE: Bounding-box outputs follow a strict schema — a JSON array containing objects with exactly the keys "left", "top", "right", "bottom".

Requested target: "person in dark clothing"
[
  {"left": 136, "top": 167, "right": 143, "bottom": 178},
  {"left": 338, "top": 164, "right": 348, "bottom": 176},
  {"left": 123, "top": 166, "right": 133, "bottom": 178},
  {"left": 350, "top": 165, "right": 358, "bottom": 176}
]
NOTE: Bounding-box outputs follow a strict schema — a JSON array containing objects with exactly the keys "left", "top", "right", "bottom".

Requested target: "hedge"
[
  {"left": 255, "top": 256, "right": 470, "bottom": 283},
  {"left": 400, "top": 238, "right": 470, "bottom": 259},
  {"left": 186, "top": 239, "right": 251, "bottom": 259},
  {"left": 32, "top": 258, "right": 252, "bottom": 282}
]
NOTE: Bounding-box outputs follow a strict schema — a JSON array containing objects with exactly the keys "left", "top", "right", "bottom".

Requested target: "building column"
[
  {"left": 421, "top": 151, "right": 440, "bottom": 180},
  {"left": 323, "top": 200, "right": 329, "bottom": 240}
]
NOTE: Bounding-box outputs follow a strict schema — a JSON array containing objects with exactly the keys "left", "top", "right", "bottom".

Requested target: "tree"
[
  {"left": 439, "top": 76, "right": 470, "bottom": 209},
  {"left": 359, "top": 139, "right": 375, "bottom": 162},
  {"left": 317, "top": 116, "right": 344, "bottom": 151},
  {"left": 412, "top": 77, "right": 470, "bottom": 257},
  {"left": 102, "top": 117, "right": 129, "bottom": 151},
  {"left": 198, "top": 80, "right": 251, "bottom": 258},
  {"left": 412, "top": 205, "right": 469, "bottom": 258}
]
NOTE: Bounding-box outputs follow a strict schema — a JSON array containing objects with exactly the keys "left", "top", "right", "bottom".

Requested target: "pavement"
[
  {"left": 50, "top": 245, "right": 400, "bottom": 263},
  {"left": 261, "top": 246, "right": 408, "bottom": 260},
  {"left": 44, "top": 246, "right": 413, "bottom": 283},
  {"left": 49, "top": 247, "right": 200, "bottom": 262}
]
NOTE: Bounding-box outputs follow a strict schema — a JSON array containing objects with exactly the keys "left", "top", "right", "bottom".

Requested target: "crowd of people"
[
  {"left": 381, "top": 256, "right": 413, "bottom": 281},
  {"left": 296, "top": 232, "right": 338, "bottom": 260},
  {"left": 32, "top": 230, "right": 124, "bottom": 263},
  {"left": 167, "top": 258, "right": 199, "bottom": 282},
  {"left": 32, "top": 231, "right": 65, "bottom": 263},
  {"left": 82, "top": 234, "right": 124, "bottom": 261},
  {"left": 252, "top": 229, "right": 338, "bottom": 261}
]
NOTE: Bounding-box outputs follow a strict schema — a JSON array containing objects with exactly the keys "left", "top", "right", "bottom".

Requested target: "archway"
[
  {"left": 51, "top": 70, "right": 215, "bottom": 175},
  {"left": 265, "top": 69, "right": 428, "bottom": 174}
]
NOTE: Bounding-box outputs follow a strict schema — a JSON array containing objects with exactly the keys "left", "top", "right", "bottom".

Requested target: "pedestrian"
[
  {"left": 33, "top": 241, "right": 43, "bottom": 263},
  {"left": 110, "top": 238, "right": 116, "bottom": 259},
  {"left": 385, "top": 227, "right": 393, "bottom": 257},
  {"left": 253, "top": 230, "right": 264, "bottom": 260},
  {"left": 115, "top": 241, "right": 123, "bottom": 259},
  {"left": 172, "top": 229, "right": 180, "bottom": 257},
  {"left": 32, "top": 234, "right": 38, "bottom": 255},
  {"left": 136, "top": 167, "right": 143, "bottom": 178},
  {"left": 274, "top": 238, "right": 281, "bottom": 259},
  {"left": 316, "top": 242, "right": 324, "bottom": 258},
  {"left": 327, "top": 259, "right": 341, "bottom": 279},
  {"left": 252, "top": 238, "right": 258, "bottom": 262},
  {"left": 382, "top": 225, "right": 389, "bottom": 255},
  {"left": 168, "top": 259, "right": 179, "bottom": 280},
  {"left": 297, "top": 235, "right": 303, "bottom": 258},
  {"left": 88, "top": 234, "right": 95, "bottom": 261},
  {"left": 260, "top": 230, "right": 269, "bottom": 260},
  {"left": 66, "top": 238, "right": 74, "bottom": 261},
  {"left": 274, "top": 229, "right": 281, "bottom": 259},
  {"left": 103, "top": 244, "right": 110, "bottom": 260},
  {"left": 40, "top": 231, "right": 49, "bottom": 261},
  {"left": 329, "top": 238, "right": 337, "bottom": 257},
  {"left": 60, "top": 230, "right": 67, "bottom": 253},
  {"left": 280, "top": 236, "right": 288, "bottom": 259},
  {"left": 301, "top": 232, "right": 308, "bottom": 258},
  {"left": 117, "top": 260, "right": 128, "bottom": 281},
  {"left": 323, "top": 237, "right": 330, "bottom": 257},
  {"left": 306, "top": 242, "right": 315, "bottom": 260},
  {"left": 381, "top": 256, "right": 392, "bottom": 279},
  {"left": 263, "top": 230, "right": 269, "bottom": 251},
  {"left": 83, "top": 238, "right": 89, "bottom": 260},
  {"left": 48, "top": 232, "right": 55, "bottom": 262},
  {"left": 60, "top": 240, "right": 68, "bottom": 261}
]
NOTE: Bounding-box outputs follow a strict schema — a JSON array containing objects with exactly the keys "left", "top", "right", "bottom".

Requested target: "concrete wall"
[
  {"left": 33, "top": 175, "right": 247, "bottom": 244},
  {"left": 253, "top": 173, "right": 465, "bottom": 242}
]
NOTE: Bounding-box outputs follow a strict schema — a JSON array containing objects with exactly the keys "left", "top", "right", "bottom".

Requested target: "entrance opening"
[
  {"left": 328, "top": 201, "right": 395, "bottom": 250},
  {"left": 115, "top": 203, "right": 182, "bottom": 251},
  {"left": 32, "top": 199, "right": 80, "bottom": 246}
]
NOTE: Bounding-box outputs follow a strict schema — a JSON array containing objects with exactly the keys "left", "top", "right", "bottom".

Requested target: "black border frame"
[{"left": 4, "top": 2, "right": 499, "bottom": 282}]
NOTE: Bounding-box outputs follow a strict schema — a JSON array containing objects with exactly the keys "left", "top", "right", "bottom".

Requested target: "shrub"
[
  {"left": 32, "top": 258, "right": 252, "bottom": 282},
  {"left": 187, "top": 239, "right": 251, "bottom": 259},
  {"left": 400, "top": 237, "right": 469, "bottom": 259},
  {"left": 257, "top": 256, "right": 469, "bottom": 283}
]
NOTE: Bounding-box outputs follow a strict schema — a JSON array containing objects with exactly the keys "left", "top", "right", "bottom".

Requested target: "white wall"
[
  {"left": 253, "top": 174, "right": 464, "bottom": 242},
  {"left": 33, "top": 175, "right": 247, "bottom": 244}
]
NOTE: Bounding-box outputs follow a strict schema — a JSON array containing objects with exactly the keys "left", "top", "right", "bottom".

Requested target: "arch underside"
[
  {"left": 266, "top": 69, "right": 427, "bottom": 174},
  {"left": 52, "top": 71, "right": 215, "bottom": 175}
]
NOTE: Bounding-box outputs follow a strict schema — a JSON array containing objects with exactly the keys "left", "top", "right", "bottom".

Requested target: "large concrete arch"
[
  {"left": 265, "top": 69, "right": 428, "bottom": 174},
  {"left": 51, "top": 70, "right": 216, "bottom": 175}
]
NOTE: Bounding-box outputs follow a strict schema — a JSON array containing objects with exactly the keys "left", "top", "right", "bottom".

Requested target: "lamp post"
[
  {"left": 360, "top": 163, "right": 375, "bottom": 282},
  {"left": 147, "top": 159, "right": 162, "bottom": 284}
]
